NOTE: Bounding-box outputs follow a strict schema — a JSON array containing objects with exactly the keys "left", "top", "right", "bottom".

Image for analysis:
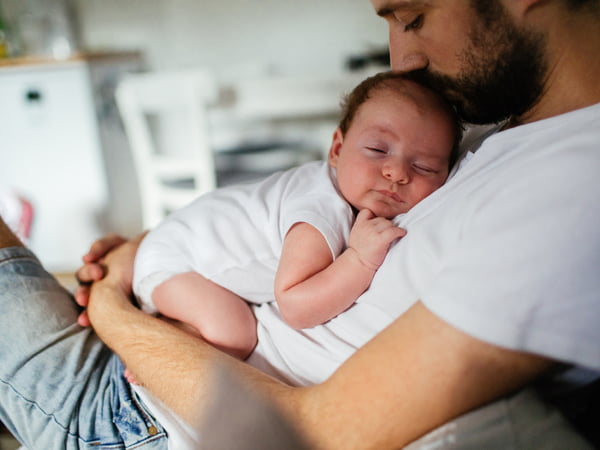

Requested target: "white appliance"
[{"left": 0, "top": 54, "right": 141, "bottom": 271}]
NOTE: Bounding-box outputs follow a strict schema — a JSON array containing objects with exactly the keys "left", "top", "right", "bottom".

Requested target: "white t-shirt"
[
  {"left": 140, "top": 103, "right": 600, "bottom": 449},
  {"left": 133, "top": 161, "right": 354, "bottom": 311},
  {"left": 233, "top": 102, "right": 600, "bottom": 398},
  {"left": 417, "top": 104, "right": 600, "bottom": 367}
]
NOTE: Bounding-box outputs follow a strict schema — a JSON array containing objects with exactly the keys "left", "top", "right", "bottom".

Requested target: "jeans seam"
[
  {"left": 0, "top": 254, "right": 38, "bottom": 266},
  {"left": 0, "top": 377, "right": 71, "bottom": 434},
  {"left": 1, "top": 377, "right": 168, "bottom": 447}
]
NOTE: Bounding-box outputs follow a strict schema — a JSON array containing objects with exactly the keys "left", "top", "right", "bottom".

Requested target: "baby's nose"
[{"left": 383, "top": 163, "right": 409, "bottom": 184}]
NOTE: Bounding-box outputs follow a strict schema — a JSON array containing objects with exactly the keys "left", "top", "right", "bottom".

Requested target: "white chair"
[
  {"left": 116, "top": 70, "right": 218, "bottom": 229},
  {"left": 209, "top": 74, "right": 358, "bottom": 186}
]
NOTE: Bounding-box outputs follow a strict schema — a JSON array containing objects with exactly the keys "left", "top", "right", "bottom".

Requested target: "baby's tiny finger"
[
  {"left": 381, "top": 226, "right": 407, "bottom": 243},
  {"left": 356, "top": 209, "right": 375, "bottom": 222}
]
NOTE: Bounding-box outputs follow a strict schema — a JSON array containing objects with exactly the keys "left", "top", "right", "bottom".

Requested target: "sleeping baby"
[{"left": 128, "top": 70, "right": 460, "bottom": 383}]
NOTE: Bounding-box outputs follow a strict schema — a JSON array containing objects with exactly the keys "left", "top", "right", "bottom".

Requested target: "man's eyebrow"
[
  {"left": 376, "top": 7, "right": 394, "bottom": 17},
  {"left": 374, "top": 1, "right": 425, "bottom": 17}
]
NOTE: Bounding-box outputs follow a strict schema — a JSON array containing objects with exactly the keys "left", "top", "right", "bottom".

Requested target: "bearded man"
[{"left": 1, "top": 0, "right": 599, "bottom": 448}]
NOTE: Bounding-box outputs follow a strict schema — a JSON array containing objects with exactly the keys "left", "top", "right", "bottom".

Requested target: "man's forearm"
[
  {"left": 88, "top": 277, "right": 553, "bottom": 450},
  {"left": 88, "top": 280, "right": 298, "bottom": 428},
  {"left": 89, "top": 281, "right": 206, "bottom": 420}
]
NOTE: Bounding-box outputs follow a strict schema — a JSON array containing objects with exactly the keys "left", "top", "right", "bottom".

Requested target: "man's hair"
[
  {"left": 338, "top": 71, "right": 464, "bottom": 169},
  {"left": 563, "top": 0, "right": 600, "bottom": 10},
  {"left": 471, "top": 0, "right": 599, "bottom": 16}
]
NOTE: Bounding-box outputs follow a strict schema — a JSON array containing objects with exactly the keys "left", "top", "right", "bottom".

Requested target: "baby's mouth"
[{"left": 376, "top": 190, "right": 404, "bottom": 204}]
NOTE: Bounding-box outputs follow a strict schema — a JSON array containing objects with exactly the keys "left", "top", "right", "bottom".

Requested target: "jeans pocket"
[{"left": 109, "top": 358, "right": 167, "bottom": 449}]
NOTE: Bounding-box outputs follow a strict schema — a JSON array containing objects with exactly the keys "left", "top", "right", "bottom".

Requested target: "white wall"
[
  {"left": 0, "top": 1, "right": 389, "bottom": 271},
  {"left": 75, "top": 0, "right": 388, "bottom": 76}
]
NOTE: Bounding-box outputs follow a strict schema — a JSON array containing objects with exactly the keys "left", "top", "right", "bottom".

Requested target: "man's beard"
[{"left": 418, "top": 5, "right": 548, "bottom": 124}]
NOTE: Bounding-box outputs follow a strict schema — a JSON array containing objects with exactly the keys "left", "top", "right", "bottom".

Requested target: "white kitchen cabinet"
[{"left": 0, "top": 54, "right": 141, "bottom": 271}]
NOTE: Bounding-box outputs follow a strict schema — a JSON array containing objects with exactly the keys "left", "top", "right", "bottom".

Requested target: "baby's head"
[{"left": 328, "top": 71, "right": 462, "bottom": 219}]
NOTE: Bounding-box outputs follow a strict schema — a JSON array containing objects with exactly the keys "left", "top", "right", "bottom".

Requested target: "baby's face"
[{"left": 329, "top": 85, "right": 455, "bottom": 218}]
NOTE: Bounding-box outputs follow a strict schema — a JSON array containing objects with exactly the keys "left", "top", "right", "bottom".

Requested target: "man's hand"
[
  {"left": 93, "top": 234, "right": 145, "bottom": 291},
  {"left": 74, "top": 234, "right": 133, "bottom": 326},
  {"left": 85, "top": 233, "right": 148, "bottom": 327},
  {"left": 348, "top": 209, "right": 406, "bottom": 270}
]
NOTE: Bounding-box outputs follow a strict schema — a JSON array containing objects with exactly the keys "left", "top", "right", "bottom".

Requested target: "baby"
[{"left": 130, "top": 71, "right": 460, "bottom": 380}]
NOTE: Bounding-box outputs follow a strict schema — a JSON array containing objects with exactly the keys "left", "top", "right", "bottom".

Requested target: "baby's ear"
[{"left": 327, "top": 128, "right": 344, "bottom": 168}]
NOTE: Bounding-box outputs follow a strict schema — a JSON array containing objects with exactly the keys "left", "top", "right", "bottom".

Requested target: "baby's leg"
[{"left": 153, "top": 272, "right": 257, "bottom": 360}]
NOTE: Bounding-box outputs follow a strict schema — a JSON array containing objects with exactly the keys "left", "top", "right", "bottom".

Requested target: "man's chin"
[
  {"left": 422, "top": 78, "right": 511, "bottom": 124},
  {"left": 423, "top": 83, "right": 497, "bottom": 124},
  {"left": 451, "top": 98, "right": 510, "bottom": 125}
]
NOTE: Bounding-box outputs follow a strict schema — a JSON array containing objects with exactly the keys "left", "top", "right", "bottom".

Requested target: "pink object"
[{"left": 0, "top": 189, "right": 34, "bottom": 243}]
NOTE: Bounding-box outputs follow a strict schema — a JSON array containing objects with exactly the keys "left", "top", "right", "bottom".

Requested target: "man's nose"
[{"left": 388, "top": 27, "right": 428, "bottom": 72}]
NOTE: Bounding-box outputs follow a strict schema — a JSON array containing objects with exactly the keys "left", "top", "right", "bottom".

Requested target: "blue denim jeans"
[{"left": 0, "top": 246, "right": 168, "bottom": 449}]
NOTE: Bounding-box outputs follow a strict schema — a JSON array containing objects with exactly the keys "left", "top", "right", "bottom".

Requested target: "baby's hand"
[{"left": 349, "top": 209, "right": 406, "bottom": 270}]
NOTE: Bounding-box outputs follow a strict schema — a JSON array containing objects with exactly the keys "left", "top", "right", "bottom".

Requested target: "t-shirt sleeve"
[
  {"left": 421, "top": 157, "right": 600, "bottom": 370},
  {"left": 281, "top": 192, "right": 354, "bottom": 259},
  {"left": 277, "top": 164, "right": 354, "bottom": 259}
]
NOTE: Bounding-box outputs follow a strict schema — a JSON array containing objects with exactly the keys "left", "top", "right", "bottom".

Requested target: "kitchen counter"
[{"left": 0, "top": 50, "right": 142, "bottom": 68}]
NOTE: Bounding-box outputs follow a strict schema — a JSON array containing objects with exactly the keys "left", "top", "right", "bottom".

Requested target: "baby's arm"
[{"left": 274, "top": 209, "right": 406, "bottom": 329}]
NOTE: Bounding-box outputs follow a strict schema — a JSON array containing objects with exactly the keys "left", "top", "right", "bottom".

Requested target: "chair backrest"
[{"left": 116, "top": 70, "right": 218, "bottom": 229}]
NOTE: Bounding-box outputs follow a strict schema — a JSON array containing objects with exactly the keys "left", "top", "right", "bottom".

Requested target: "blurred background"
[{"left": 0, "top": 0, "right": 390, "bottom": 272}]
